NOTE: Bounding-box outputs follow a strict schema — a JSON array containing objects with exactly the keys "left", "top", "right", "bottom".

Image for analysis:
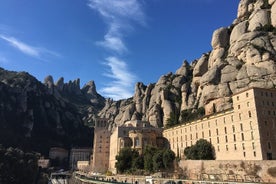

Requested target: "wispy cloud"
[
  {"left": 100, "top": 57, "right": 137, "bottom": 100},
  {"left": 88, "top": 0, "right": 145, "bottom": 53},
  {"left": 0, "top": 34, "right": 60, "bottom": 60},
  {"left": 88, "top": 0, "right": 146, "bottom": 100}
]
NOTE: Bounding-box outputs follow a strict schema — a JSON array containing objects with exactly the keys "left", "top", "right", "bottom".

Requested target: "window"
[
  {"left": 243, "top": 152, "right": 246, "bottom": 157},
  {"left": 225, "top": 136, "right": 228, "bottom": 143},
  {"left": 234, "top": 144, "right": 237, "bottom": 150},
  {"left": 226, "top": 145, "right": 228, "bottom": 151},
  {"left": 232, "top": 125, "right": 235, "bottom": 133},
  {"left": 209, "top": 130, "right": 211, "bottom": 137},
  {"left": 135, "top": 138, "right": 139, "bottom": 146},
  {"left": 250, "top": 121, "right": 253, "bottom": 130},
  {"left": 253, "top": 151, "right": 256, "bottom": 157},
  {"left": 268, "top": 142, "right": 271, "bottom": 150},
  {"left": 240, "top": 124, "right": 243, "bottom": 131},
  {"left": 242, "top": 143, "right": 245, "bottom": 150},
  {"left": 217, "top": 146, "right": 220, "bottom": 152},
  {"left": 224, "top": 127, "right": 227, "bottom": 134},
  {"left": 241, "top": 133, "right": 244, "bottom": 141},
  {"left": 247, "top": 102, "right": 250, "bottom": 107},
  {"left": 248, "top": 111, "right": 252, "bottom": 118},
  {"left": 217, "top": 137, "right": 219, "bottom": 144},
  {"left": 233, "top": 134, "right": 236, "bottom": 142},
  {"left": 238, "top": 105, "right": 240, "bottom": 109},
  {"left": 252, "top": 142, "right": 255, "bottom": 150},
  {"left": 216, "top": 129, "right": 219, "bottom": 135},
  {"left": 251, "top": 132, "right": 254, "bottom": 140},
  {"left": 202, "top": 132, "right": 204, "bottom": 138},
  {"left": 246, "top": 92, "right": 249, "bottom": 97},
  {"left": 237, "top": 96, "right": 239, "bottom": 101},
  {"left": 239, "top": 113, "right": 242, "bottom": 120}
]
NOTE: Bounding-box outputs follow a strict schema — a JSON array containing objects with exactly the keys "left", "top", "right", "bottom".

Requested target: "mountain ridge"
[{"left": 2, "top": 0, "right": 276, "bottom": 153}]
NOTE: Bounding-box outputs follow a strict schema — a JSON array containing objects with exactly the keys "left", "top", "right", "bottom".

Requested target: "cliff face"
[
  {"left": 0, "top": 69, "right": 102, "bottom": 154},
  {"left": 97, "top": 0, "right": 276, "bottom": 128},
  {"left": 3, "top": 0, "right": 276, "bottom": 152}
]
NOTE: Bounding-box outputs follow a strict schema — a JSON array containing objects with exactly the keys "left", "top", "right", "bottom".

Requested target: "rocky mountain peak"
[{"left": 97, "top": 0, "right": 276, "bottom": 127}]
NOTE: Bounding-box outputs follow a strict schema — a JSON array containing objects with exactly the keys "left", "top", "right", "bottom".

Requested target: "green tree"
[
  {"left": 152, "top": 150, "right": 164, "bottom": 171},
  {"left": 143, "top": 145, "right": 157, "bottom": 172},
  {"left": 115, "top": 147, "right": 140, "bottom": 173},
  {"left": 163, "top": 149, "right": 175, "bottom": 169},
  {"left": 184, "top": 139, "right": 215, "bottom": 160},
  {"left": 166, "top": 112, "right": 179, "bottom": 128},
  {"left": 132, "top": 155, "right": 144, "bottom": 170},
  {"left": 0, "top": 145, "right": 38, "bottom": 184}
]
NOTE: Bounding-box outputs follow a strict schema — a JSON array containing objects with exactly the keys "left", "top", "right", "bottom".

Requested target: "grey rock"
[{"left": 211, "top": 27, "right": 230, "bottom": 49}]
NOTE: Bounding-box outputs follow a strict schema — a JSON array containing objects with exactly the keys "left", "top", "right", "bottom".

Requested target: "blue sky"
[{"left": 0, "top": 0, "right": 239, "bottom": 100}]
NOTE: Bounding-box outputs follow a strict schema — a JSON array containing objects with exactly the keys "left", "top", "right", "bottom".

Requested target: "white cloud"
[
  {"left": 87, "top": 0, "right": 146, "bottom": 99},
  {"left": 99, "top": 57, "right": 137, "bottom": 100},
  {"left": 0, "top": 35, "right": 40, "bottom": 57},
  {"left": 88, "top": 0, "right": 145, "bottom": 53},
  {"left": 97, "top": 33, "right": 127, "bottom": 54},
  {"left": 0, "top": 34, "right": 60, "bottom": 60}
]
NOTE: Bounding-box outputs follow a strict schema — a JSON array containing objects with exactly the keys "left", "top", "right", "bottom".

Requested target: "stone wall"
[{"left": 178, "top": 160, "right": 276, "bottom": 183}]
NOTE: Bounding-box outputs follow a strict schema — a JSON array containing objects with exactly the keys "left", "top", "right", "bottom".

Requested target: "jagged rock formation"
[
  {"left": 0, "top": 69, "right": 94, "bottom": 154},
  {"left": 97, "top": 0, "right": 276, "bottom": 128},
  {"left": 2, "top": 0, "right": 276, "bottom": 152}
]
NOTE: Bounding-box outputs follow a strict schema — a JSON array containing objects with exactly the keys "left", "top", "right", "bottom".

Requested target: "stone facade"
[
  {"left": 90, "top": 118, "right": 111, "bottom": 173},
  {"left": 109, "top": 120, "right": 165, "bottom": 174},
  {"left": 163, "top": 87, "right": 276, "bottom": 160},
  {"left": 178, "top": 160, "right": 276, "bottom": 183},
  {"left": 69, "top": 148, "right": 91, "bottom": 170},
  {"left": 49, "top": 147, "right": 68, "bottom": 161}
]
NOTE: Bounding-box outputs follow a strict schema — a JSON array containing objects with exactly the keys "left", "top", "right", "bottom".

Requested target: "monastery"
[{"left": 91, "top": 87, "right": 276, "bottom": 174}]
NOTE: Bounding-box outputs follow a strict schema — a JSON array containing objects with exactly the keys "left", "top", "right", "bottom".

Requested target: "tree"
[
  {"left": 115, "top": 147, "right": 140, "bottom": 173},
  {"left": 115, "top": 145, "right": 176, "bottom": 174},
  {"left": 0, "top": 145, "right": 39, "bottom": 184},
  {"left": 132, "top": 155, "right": 144, "bottom": 170},
  {"left": 143, "top": 145, "right": 157, "bottom": 172},
  {"left": 166, "top": 112, "right": 179, "bottom": 128},
  {"left": 152, "top": 150, "right": 164, "bottom": 171},
  {"left": 184, "top": 139, "right": 215, "bottom": 160},
  {"left": 163, "top": 149, "right": 175, "bottom": 169}
]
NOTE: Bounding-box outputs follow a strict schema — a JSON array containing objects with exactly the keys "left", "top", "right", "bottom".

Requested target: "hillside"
[
  {"left": 2, "top": 0, "right": 276, "bottom": 153},
  {"left": 0, "top": 68, "right": 97, "bottom": 154},
  {"left": 96, "top": 0, "right": 276, "bottom": 128}
]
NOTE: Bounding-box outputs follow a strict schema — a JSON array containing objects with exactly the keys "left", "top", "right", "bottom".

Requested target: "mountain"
[
  {"left": 0, "top": 68, "right": 103, "bottom": 154},
  {"left": 96, "top": 0, "right": 276, "bottom": 128},
  {"left": 2, "top": 0, "right": 276, "bottom": 153}
]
